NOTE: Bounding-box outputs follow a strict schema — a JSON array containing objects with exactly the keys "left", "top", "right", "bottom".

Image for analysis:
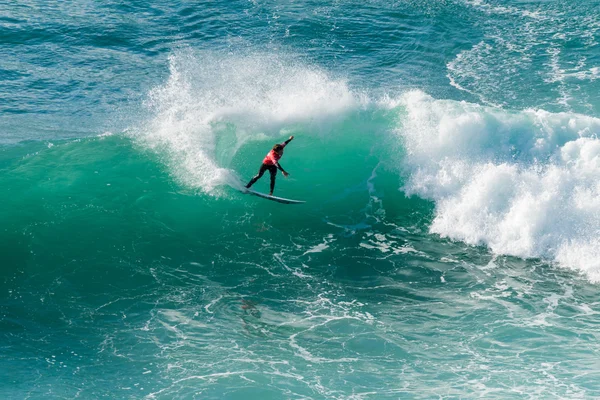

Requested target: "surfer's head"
[{"left": 273, "top": 144, "right": 284, "bottom": 154}]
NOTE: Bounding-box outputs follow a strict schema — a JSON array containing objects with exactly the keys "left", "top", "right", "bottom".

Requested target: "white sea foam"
[
  {"left": 133, "top": 50, "right": 359, "bottom": 194},
  {"left": 395, "top": 90, "right": 600, "bottom": 281}
]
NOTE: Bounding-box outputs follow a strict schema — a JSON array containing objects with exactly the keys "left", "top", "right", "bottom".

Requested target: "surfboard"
[{"left": 244, "top": 188, "right": 305, "bottom": 204}]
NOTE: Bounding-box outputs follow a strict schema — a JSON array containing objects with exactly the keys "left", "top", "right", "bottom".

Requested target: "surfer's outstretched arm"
[
  {"left": 275, "top": 162, "right": 289, "bottom": 177},
  {"left": 284, "top": 135, "right": 294, "bottom": 145}
]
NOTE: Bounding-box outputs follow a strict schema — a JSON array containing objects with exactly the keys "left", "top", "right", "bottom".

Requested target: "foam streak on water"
[{"left": 449, "top": 0, "right": 600, "bottom": 113}]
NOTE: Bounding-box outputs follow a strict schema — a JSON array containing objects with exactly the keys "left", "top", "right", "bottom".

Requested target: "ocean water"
[{"left": 2, "top": 0, "right": 600, "bottom": 398}]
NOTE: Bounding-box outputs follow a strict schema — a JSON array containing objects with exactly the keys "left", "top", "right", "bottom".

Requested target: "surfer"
[{"left": 245, "top": 136, "right": 294, "bottom": 196}]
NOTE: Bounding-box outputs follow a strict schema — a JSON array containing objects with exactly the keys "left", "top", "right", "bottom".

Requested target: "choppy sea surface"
[{"left": 2, "top": 1, "right": 600, "bottom": 398}]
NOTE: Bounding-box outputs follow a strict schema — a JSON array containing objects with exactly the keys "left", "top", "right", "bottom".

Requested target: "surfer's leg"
[
  {"left": 246, "top": 164, "right": 268, "bottom": 188},
  {"left": 268, "top": 165, "right": 277, "bottom": 195}
]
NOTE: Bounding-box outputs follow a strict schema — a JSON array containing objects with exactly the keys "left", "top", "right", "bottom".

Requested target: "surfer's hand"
[
  {"left": 283, "top": 171, "right": 289, "bottom": 177},
  {"left": 289, "top": 136, "right": 294, "bottom": 141}
]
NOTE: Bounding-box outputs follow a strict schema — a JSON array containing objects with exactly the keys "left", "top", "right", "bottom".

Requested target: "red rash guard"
[{"left": 262, "top": 143, "right": 287, "bottom": 166}]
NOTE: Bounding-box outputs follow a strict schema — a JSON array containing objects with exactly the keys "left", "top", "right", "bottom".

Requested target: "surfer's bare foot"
[{"left": 269, "top": 192, "right": 273, "bottom": 196}]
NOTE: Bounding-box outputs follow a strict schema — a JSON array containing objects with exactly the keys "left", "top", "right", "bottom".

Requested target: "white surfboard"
[{"left": 244, "top": 188, "right": 305, "bottom": 204}]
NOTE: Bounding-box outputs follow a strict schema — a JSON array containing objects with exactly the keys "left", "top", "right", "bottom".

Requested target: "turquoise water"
[{"left": 2, "top": 1, "right": 600, "bottom": 398}]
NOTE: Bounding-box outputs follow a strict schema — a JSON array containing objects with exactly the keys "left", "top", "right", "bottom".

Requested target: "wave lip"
[{"left": 397, "top": 90, "right": 600, "bottom": 281}]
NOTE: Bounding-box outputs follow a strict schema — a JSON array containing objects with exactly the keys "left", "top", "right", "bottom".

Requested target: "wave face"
[
  {"left": 2, "top": 0, "right": 600, "bottom": 399},
  {"left": 134, "top": 51, "right": 600, "bottom": 281}
]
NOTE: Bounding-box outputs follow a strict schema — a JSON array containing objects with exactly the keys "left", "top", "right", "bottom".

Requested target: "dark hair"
[{"left": 273, "top": 144, "right": 283, "bottom": 152}]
